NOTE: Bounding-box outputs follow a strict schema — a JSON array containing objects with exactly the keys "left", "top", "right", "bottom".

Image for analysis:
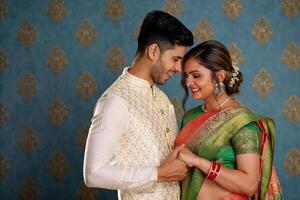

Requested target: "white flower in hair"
[{"left": 229, "top": 63, "right": 240, "bottom": 88}]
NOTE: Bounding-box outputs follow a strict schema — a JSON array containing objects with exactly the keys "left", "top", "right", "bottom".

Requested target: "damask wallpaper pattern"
[{"left": 0, "top": 0, "right": 299, "bottom": 199}]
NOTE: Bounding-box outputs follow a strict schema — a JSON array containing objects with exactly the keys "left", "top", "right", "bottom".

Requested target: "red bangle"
[
  {"left": 207, "top": 162, "right": 216, "bottom": 180},
  {"left": 207, "top": 161, "right": 221, "bottom": 180}
]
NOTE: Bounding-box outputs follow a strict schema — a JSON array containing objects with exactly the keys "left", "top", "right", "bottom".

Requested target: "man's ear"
[
  {"left": 216, "top": 70, "right": 226, "bottom": 82},
  {"left": 146, "top": 43, "right": 160, "bottom": 61}
]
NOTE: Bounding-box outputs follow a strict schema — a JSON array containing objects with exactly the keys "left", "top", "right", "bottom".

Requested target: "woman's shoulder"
[
  {"left": 229, "top": 102, "right": 274, "bottom": 122},
  {"left": 181, "top": 105, "right": 203, "bottom": 127},
  {"left": 183, "top": 105, "right": 203, "bottom": 118}
]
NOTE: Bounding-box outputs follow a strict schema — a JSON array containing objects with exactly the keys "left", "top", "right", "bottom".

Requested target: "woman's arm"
[
  {"left": 178, "top": 122, "right": 262, "bottom": 196},
  {"left": 179, "top": 148, "right": 260, "bottom": 196}
]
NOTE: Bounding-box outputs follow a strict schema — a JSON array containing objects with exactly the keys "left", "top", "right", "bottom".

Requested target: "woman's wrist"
[{"left": 194, "top": 157, "right": 211, "bottom": 174}]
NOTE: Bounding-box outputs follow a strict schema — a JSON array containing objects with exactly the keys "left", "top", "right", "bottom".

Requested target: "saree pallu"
[{"left": 175, "top": 106, "right": 284, "bottom": 200}]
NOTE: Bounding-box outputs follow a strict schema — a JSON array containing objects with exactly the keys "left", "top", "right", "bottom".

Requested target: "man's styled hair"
[{"left": 136, "top": 10, "right": 193, "bottom": 56}]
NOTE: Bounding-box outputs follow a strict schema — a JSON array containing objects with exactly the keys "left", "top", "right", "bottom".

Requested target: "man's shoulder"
[
  {"left": 155, "top": 87, "right": 170, "bottom": 100},
  {"left": 100, "top": 75, "right": 127, "bottom": 97}
]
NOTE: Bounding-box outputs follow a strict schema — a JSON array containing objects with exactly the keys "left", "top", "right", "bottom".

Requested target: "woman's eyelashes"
[
  {"left": 192, "top": 73, "right": 201, "bottom": 79},
  {"left": 184, "top": 73, "right": 201, "bottom": 80}
]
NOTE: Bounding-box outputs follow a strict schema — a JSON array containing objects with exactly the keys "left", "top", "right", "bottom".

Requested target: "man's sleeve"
[{"left": 83, "top": 95, "right": 157, "bottom": 190}]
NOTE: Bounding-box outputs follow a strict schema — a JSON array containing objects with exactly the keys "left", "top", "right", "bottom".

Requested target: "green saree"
[{"left": 175, "top": 105, "right": 284, "bottom": 200}]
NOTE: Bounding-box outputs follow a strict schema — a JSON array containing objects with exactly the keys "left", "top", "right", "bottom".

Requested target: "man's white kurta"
[{"left": 83, "top": 68, "right": 180, "bottom": 200}]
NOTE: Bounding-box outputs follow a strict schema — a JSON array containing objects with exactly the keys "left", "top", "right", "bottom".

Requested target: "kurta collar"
[{"left": 122, "top": 67, "right": 154, "bottom": 88}]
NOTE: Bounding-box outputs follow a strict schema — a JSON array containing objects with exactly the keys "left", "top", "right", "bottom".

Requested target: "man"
[{"left": 83, "top": 10, "right": 193, "bottom": 200}]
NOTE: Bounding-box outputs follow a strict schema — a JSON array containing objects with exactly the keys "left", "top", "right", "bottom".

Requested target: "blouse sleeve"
[{"left": 231, "top": 122, "right": 262, "bottom": 155}]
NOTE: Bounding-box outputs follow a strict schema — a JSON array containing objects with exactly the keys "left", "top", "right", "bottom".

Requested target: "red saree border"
[{"left": 174, "top": 108, "right": 220, "bottom": 147}]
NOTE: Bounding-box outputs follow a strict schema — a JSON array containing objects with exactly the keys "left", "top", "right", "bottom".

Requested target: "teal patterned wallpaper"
[{"left": 0, "top": 0, "right": 299, "bottom": 200}]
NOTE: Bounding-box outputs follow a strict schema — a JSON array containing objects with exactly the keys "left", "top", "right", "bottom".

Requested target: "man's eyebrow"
[{"left": 173, "top": 56, "right": 183, "bottom": 59}]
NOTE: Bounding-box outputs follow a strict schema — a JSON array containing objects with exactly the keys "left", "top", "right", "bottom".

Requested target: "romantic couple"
[{"left": 83, "top": 10, "right": 284, "bottom": 200}]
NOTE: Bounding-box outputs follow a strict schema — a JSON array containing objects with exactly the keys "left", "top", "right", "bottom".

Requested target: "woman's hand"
[{"left": 178, "top": 148, "right": 199, "bottom": 167}]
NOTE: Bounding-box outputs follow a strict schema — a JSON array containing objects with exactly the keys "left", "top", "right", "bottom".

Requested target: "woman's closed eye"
[{"left": 192, "top": 73, "right": 201, "bottom": 78}]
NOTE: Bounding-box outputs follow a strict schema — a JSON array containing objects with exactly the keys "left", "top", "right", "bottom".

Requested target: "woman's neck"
[{"left": 203, "top": 94, "right": 230, "bottom": 112}]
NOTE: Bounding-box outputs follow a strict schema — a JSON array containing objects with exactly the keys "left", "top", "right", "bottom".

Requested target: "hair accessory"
[{"left": 228, "top": 63, "right": 240, "bottom": 88}]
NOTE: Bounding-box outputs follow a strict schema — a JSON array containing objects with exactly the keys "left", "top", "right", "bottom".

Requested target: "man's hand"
[{"left": 157, "top": 145, "right": 188, "bottom": 183}]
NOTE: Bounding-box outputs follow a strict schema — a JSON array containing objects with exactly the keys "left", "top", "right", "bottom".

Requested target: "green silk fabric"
[
  {"left": 180, "top": 105, "right": 276, "bottom": 200},
  {"left": 182, "top": 106, "right": 262, "bottom": 169}
]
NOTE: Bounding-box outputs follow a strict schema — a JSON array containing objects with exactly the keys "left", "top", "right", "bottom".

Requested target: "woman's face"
[{"left": 183, "top": 57, "right": 215, "bottom": 100}]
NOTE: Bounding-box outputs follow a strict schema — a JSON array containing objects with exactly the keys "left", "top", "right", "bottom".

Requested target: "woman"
[{"left": 175, "top": 40, "right": 283, "bottom": 200}]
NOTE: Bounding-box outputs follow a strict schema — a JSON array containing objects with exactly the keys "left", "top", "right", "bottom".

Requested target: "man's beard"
[{"left": 151, "top": 60, "right": 164, "bottom": 85}]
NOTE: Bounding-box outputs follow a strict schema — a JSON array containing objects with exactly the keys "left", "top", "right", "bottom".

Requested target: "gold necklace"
[{"left": 202, "top": 97, "right": 230, "bottom": 112}]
